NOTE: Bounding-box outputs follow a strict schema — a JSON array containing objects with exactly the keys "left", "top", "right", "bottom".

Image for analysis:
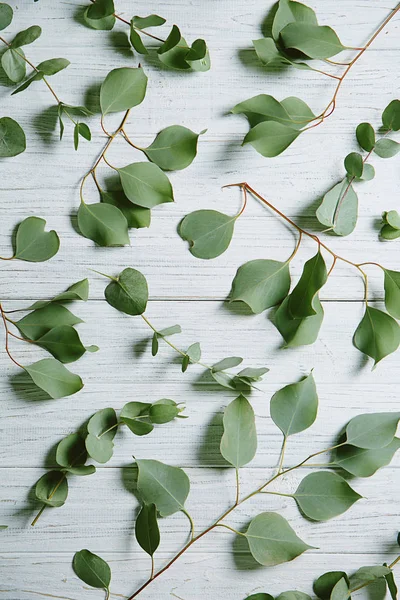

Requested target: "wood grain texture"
[{"left": 1, "top": 1, "right": 399, "bottom": 599}]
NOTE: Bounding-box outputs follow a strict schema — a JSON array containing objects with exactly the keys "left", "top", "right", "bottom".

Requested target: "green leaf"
[
  {"left": 356, "top": 163, "right": 375, "bottom": 181},
  {"left": 0, "top": 3, "right": 13, "bottom": 31},
  {"left": 101, "top": 191, "right": 151, "bottom": 229},
  {"left": 272, "top": 0, "right": 318, "bottom": 41},
  {"left": 384, "top": 269, "right": 400, "bottom": 318},
  {"left": 211, "top": 371, "right": 236, "bottom": 389},
  {"left": 385, "top": 568, "right": 398, "bottom": 600},
  {"left": 245, "top": 595, "right": 274, "bottom": 600},
  {"left": 220, "top": 395, "right": 257, "bottom": 468},
  {"left": 281, "top": 23, "right": 344, "bottom": 59},
  {"left": 374, "top": 139, "right": 400, "bottom": 158},
  {"left": 277, "top": 593, "right": 311, "bottom": 600},
  {"left": 253, "top": 38, "right": 290, "bottom": 67},
  {"left": 66, "top": 465, "right": 96, "bottom": 476},
  {"left": 77, "top": 123, "right": 91, "bottom": 143},
  {"left": 149, "top": 399, "right": 182, "bottom": 424},
  {"left": 86, "top": 0, "right": 114, "bottom": 20},
  {"left": 11, "top": 72, "right": 43, "bottom": 95},
  {"left": 28, "top": 279, "right": 89, "bottom": 310},
  {"left": 0, "top": 116, "right": 26, "bottom": 157},
  {"left": 382, "top": 100, "right": 400, "bottom": 131},
  {"left": 350, "top": 566, "right": 391, "bottom": 589},
  {"left": 353, "top": 306, "right": 400, "bottom": 366},
  {"left": 356, "top": 123, "right": 375, "bottom": 152},
  {"left": 232, "top": 94, "right": 315, "bottom": 130},
  {"left": 314, "top": 572, "right": 349, "bottom": 600},
  {"left": 275, "top": 294, "right": 324, "bottom": 347},
  {"left": 245, "top": 512, "right": 313, "bottom": 566},
  {"left": 152, "top": 333, "right": 159, "bottom": 356},
  {"left": 230, "top": 259, "right": 291, "bottom": 313},
  {"left": 334, "top": 438, "right": 400, "bottom": 477},
  {"left": 183, "top": 342, "right": 201, "bottom": 371},
  {"left": 14, "top": 216, "right": 59, "bottom": 261},
  {"left": 100, "top": 67, "right": 148, "bottom": 115},
  {"left": 212, "top": 356, "right": 243, "bottom": 371},
  {"left": 236, "top": 367, "right": 269, "bottom": 383},
  {"left": 244, "top": 121, "right": 300, "bottom": 157},
  {"left": 131, "top": 15, "right": 166, "bottom": 29},
  {"left": 35, "top": 470, "right": 68, "bottom": 507},
  {"left": 384, "top": 210, "right": 400, "bottom": 229},
  {"left": 143, "top": 125, "right": 202, "bottom": 171},
  {"left": 56, "top": 433, "right": 87, "bottom": 468},
  {"left": 73, "top": 549, "right": 111, "bottom": 590},
  {"left": 17, "top": 304, "right": 82, "bottom": 340},
  {"left": 288, "top": 251, "right": 327, "bottom": 318},
  {"left": 330, "top": 578, "right": 350, "bottom": 600},
  {"left": 345, "top": 412, "right": 400, "bottom": 449},
  {"left": 83, "top": 6, "right": 115, "bottom": 30},
  {"left": 316, "top": 179, "right": 358, "bottom": 237},
  {"left": 77, "top": 202, "right": 129, "bottom": 247},
  {"left": 120, "top": 401, "right": 153, "bottom": 435},
  {"left": 1, "top": 48, "right": 26, "bottom": 82},
  {"left": 381, "top": 224, "right": 400, "bottom": 241},
  {"left": 270, "top": 372, "right": 318, "bottom": 437},
  {"left": 157, "top": 25, "right": 190, "bottom": 70},
  {"left": 293, "top": 471, "right": 361, "bottom": 521},
  {"left": 129, "top": 26, "right": 147, "bottom": 54},
  {"left": 135, "top": 503, "right": 160, "bottom": 556},
  {"left": 11, "top": 25, "right": 41, "bottom": 48},
  {"left": 104, "top": 267, "right": 148, "bottom": 316},
  {"left": 158, "top": 325, "right": 182, "bottom": 337},
  {"left": 136, "top": 459, "right": 190, "bottom": 516},
  {"left": 118, "top": 162, "right": 174, "bottom": 208},
  {"left": 24, "top": 359, "right": 83, "bottom": 399},
  {"left": 179, "top": 209, "right": 236, "bottom": 259},
  {"left": 86, "top": 408, "right": 118, "bottom": 463},
  {"left": 344, "top": 152, "right": 363, "bottom": 178},
  {"left": 185, "top": 39, "right": 210, "bottom": 72},
  {"left": 280, "top": 96, "right": 315, "bottom": 126},
  {"left": 36, "top": 57, "right": 70, "bottom": 75},
  {"left": 35, "top": 325, "right": 96, "bottom": 364}
]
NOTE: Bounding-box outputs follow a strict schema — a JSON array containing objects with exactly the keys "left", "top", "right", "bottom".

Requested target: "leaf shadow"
[
  {"left": 121, "top": 462, "right": 139, "bottom": 499},
  {"left": 237, "top": 47, "right": 290, "bottom": 75},
  {"left": 133, "top": 336, "right": 151, "bottom": 359},
  {"left": 0, "top": 53, "right": 14, "bottom": 89},
  {"left": 84, "top": 81, "right": 101, "bottom": 115},
  {"left": 197, "top": 410, "right": 227, "bottom": 467},
  {"left": 10, "top": 371, "right": 52, "bottom": 402},
  {"left": 109, "top": 31, "right": 134, "bottom": 60},
  {"left": 261, "top": 5, "right": 278, "bottom": 38},
  {"left": 221, "top": 298, "right": 255, "bottom": 318},
  {"left": 32, "top": 105, "right": 59, "bottom": 146},
  {"left": 231, "top": 528, "right": 263, "bottom": 571},
  {"left": 72, "top": 6, "right": 88, "bottom": 28},
  {"left": 12, "top": 481, "right": 39, "bottom": 524}
]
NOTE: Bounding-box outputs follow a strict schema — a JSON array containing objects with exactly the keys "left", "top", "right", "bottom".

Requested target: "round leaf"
[
  {"left": 135, "top": 503, "right": 160, "bottom": 556},
  {"left": 35, "top": 471, "right": 68, "bottom": 507},
  {"left": 0, "top": 116, "right": 26, "bottom": 157},
  {"left": 136, "top": 459, "right": 190, "bottom": 516},
  {"left": 270, "top": 372, "right": 318, "bottom": 437},
  {"left": 143, "top": 125, "right": 202, "bottom": 171},
  {"left": 220, "top": 395, "right": 257, "bottom": 468},
  {"left": 345, "top": 412, "right": 400, "bottom": 449},
  {"left": 77, "top": 202, "right": 129, "bottom": 247},
  {"left": 118, "top": 162, "right": 174, "bottom": 208},
  {"left": 353, "top": 306, "right": 400, "bottom": 366},
  {"left": 100, "top": 67, "right": 148, "bottom": 115},
  {"left": 374, "top": 139, "right": 400, "bottom": 158},
  {"left": 179, "top": 209, "right": 236, "bottom": 259},
  {"left": 24, "top": 359, "right": 83, "bottom": 399},
  {"left": 104, "top": 267, "right": 148, "bottom": 316},
  {"left": 73, "top": 549, "right": 111, "bottom": 590},
  {"left": 56, "top": 433, "right": 87, "bottom": 468},
  {"left": 230, "top": 259, "right": 291, "bottom": 313},
  {"left": 356, "top": 123, "right": 375, "bottom": 152},
  {"left": 344, "top": 152, "right": 363, "bottom": 178},
  {"left": 0, "top": 3, "right": 12, "bottom": 31}
]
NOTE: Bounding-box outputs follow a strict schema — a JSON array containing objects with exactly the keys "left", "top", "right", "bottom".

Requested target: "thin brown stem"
[
  {"left": 0, "top": 303, "right": 24, "bottom": 369},
  {"left": 121, "top": 129, "right": 143, "bottom": 151}
]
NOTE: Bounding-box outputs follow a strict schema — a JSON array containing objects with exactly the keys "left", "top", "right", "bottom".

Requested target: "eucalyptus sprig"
[
  {"left": 0, "top": 216, "right": 59, "bottom": 262},
  {"left": 381, "top": 210, "right": 400, "bottom": 240},
  {"left": 232, "top": 1, "right": 400, "bottom": 157},
  {"left": 78, "top": 66, "right": 204, "bottom": 246},
  {"left": 31, "top": 399, "right": 185, "bottom": 526},
  {"left": 0, "top": 3, "right": 91, "bottom": 151},
  {"left": 0, "top": 279, "right": 97, "bottom": 399},
  {"left": 72, "top": 375, "right": 400, "bottom": 598},
  {"left": 83, "top": 0, "right": 210, "bottom": 72},
  {"left": 180, "top": 182, "right": 400, "bottom": 366},
  {"left": 93, "top": 266, "right": 268, "bottom": 390}
]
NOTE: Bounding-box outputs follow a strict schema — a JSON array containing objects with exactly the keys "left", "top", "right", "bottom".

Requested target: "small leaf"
[
  {"left": 384, "top": 211, "right": 400, "bottom": 229},
  {"left": 66, "top": 465, "right": 96, "bottom": 476},
  {"left": 382, "top": 100, "right": 400, "bottom": 131},
  {"left": 330, "top": 578, "right": 350, "bottom": 600},
  {"left": 11, "top": 25, "right": 41, "bottom": 48},
  {"left": 101, "top": 190, "right": 151, "bottom": 229},
  {"left": 135, "top": 503, "right": 160, "bottom": 556},
  {"left": 185, "top": 39, "right": 210, "bottom": 72},
  {"left": 384, "top": 269, "right": 400, "bottom": 318},
  {"left": 36, "top": 57, "right": 70, "bottom": 75},
  {"left": 316, "top": 179, "right": 358, "bottom": 237},
  {"left": 245, "top": 595, "right": 274, "bottom": 600},
  {"left": 281, "top": 23, "right": 344, "bottom": 59},
  {"left": 77, "top": 123, "right": 91, "bottom": 142},
  {"left": 151, "top": 333, "right": 159, "bottom": 356},
  {"left": 270, "top": 372, "right": 318, "bottom": 437},
  {"left": 179, "top": 210, "right": 236, "bottom": 259},
  {"left": 334, "top": 438, "right": 400, "bottom": 477},
  {"left": 245, "top": 512, "right": 313, "bottom": 566},
  {"left": 220, "top": 395, "right": 257, "bottom": 468},
  {"left": 253, "top": 38, "right": 291, "bottom": 67},
  {"left": 244, "top": 121, "right": 300, "bottom": 157},
  {"left": 275, "top": 294, "right": 324, "bottom": 347},
  {"left": 211, "top": 371, "right": 236, "bottom": 389},
  {"left": 143, "top": 125, "right": 202, "bottom": 171},
  {"left": 212, "top": 356, "right": 243, "bottom": 372},
  {"left": 129, "top": 26, "right": 147, "bottom": 54},
  {"left": 0, "top": 3, "right": 13, "bottom": 31},
  {"left": 356, "top": 163, "right": 375, "bottom": 181},
  {"left": 14, "top": 216, "right": 59, "bottom": 261},
  {"left": 56, "top": 433, "right": 87, "bottom": 468},
  {"left": 11, "top": 72, "right": 43, "bottom": 95},
  {"left": 24, "top": 359, "right": 83, "bottom": 399},
  {"left": 35, "top": 471, "right": 68, "bottom": 507},
  {"left": 28, "top": 279, "right": 89, "bottom": 310},
  {"left": 187, "top": 342, "right": 201, "bottom": 362},
  {"left": 131, "top": 15, "right": 166, "bottom": 28},
  {"left": 118, "top": 162, "right": 174, "bottom": 208},
  {"left": 77, "top": 202, "right": 129, "bottom": 247},
  {"left": 157, "top": 325, "right": 182, "bottom": 337},
  {"left": 288, "top": 251, "right": 327, "bottom": 318},
  {"left": 86, "top": 0, "right": 114, "bottom": 20},
  {"left": 356, "top": 123, "right": 375, "bottom": 152},
  {"left": 344, "top": 152, "right": 363, "bottom": 178},
  {"left": 16, "top": 304, "right": 82, "bottom": 340},
  {"left": 230, "top": 259, "right": 290, "bottom": 313},
  {"left": 157, "top": 25, "right": 190, "bottom": 70},
  {"left": 104, "top": 267, "right": 148, "bottom": 316},
  {"left": 272, "top": 0, "right": 318, "bottom": 41},
  {"left": 314, "top": 572, "right": 349, "bottom": 600},
  {"left": 85, "top": 408, "right": 118, "bottom": 463},
  {"left": 100, "top": 67, "right": 148, "bottom": 115},
  {"left": 83, "top": 6, "right": 115, "bottom": 30},
  {"left": 73, "top": 549, "right": 111, "bottom": 590},
  {"left": 149, "top": 399, "right": 182, "bottom": 424},
  {"left": 374, "top": 139, "right": 400, "bottom": 158},
  {"left": 345, "top": 412, "right": 400, "bottom": 449},
  {"left": 278, "top": 593, "right": 311, "bottom": 600},
  {"left": 293, "top": 471, "right": 361, "bottom": 521},
  {"left": 1, "top": 48, "right": 26, "bottom": 82},
  {"left": 0, "top": 116, "right": 26, "bottom": 157},
  {"left": 35, "top": 325, "right": 93, "bottom": 364},
  {"left": 120, "top": 401, "right": 153, "bottom": 436},
  {"left": 353, "top": 307, "right": 400, "bottom": 366},
  {"left": 136, "top": 459, "right": 190, "bottom": 516},
  {"left": 385, "top": 568, "right": 398, "bottom": 600},
  {"left": 237, "top": 367, "right": 269, "bottom": 381},
  {"left": 381, "top": 225, "right": 400, "bottom": 241}
]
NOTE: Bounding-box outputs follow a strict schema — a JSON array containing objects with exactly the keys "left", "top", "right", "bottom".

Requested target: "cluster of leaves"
[
  {"left": 98, "top": 266, "right": 268, "bottom": 389},
  {"left": 0, "top": 216, "right": 59, "bottom": 262},
  {"left": 2, "top": 279, "right": 97, "bottom": 399},
  {"left": 0, "top": 3, "right": 91, "bottom": 153},
  {"left": 78, "top": 66, "right": 204, "bottom": 246},
  {"left": 83, "top": 0, "right": 210, "bottom": 72},
  {"left": 72, "top": 374, "right": 400, "bottom": 598},
  {"left": 316, "top": 100, "right": 400, "bottom": 236},
  {"left": 381, "top": 210, "right": 400, "bottom": 241},
  {"left": 32, "top": 399, "right": 184, "bottom": 524}
]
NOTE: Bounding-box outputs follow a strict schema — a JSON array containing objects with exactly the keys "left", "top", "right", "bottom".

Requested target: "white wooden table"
[{"left": 1, "top": 1, "right": 400, "bottom": 598}]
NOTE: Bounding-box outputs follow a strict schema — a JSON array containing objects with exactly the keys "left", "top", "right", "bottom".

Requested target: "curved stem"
[
  {"left": 0, "top": 303, "right": 24, "bottom": 369},
  {"left": 0, "top": 254, "right": 14, "bottom": 260},
  {"left": 121, "top": 130, "right": 144, "bottom": 152},
  {"left": 182, "top": 509, "right": 195, "bottom": 541}
]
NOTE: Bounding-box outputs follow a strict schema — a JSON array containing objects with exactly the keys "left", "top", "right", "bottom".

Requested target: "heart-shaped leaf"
[
  {"left": 73, "top": 549, "right": 111, "bottom": 590},
  {"left": 104, "top": 267, "right": 148, "bottom": 316},
  {"left": 118, "top": 162, "right": 174, "bottom": 208},
  {"left": 345, "top": 412, "right": 400, "bottom": 449},
  {"left": 143, "top": 125, "right": 202, "bottom": 171},
  {"left": 0, "top": 116, "right": 26, "bottom": 156},
  {"left": 353, "top": 306, "right": 400, "bottom": 366},
  {"left": 35, "top": 470, "right": 68, "bottom": 507},
  {"left": 100, "top": 67, "right": 148, "bottom": 115},
  {"left": 288, "top": 251, "right": 327, "bottom": 318},
  {"left": 135, "top": 503, "right": 160, "bottom": 556},
  {"left": 179, "top": 209, "right": 236, "bottom": 259},
  {"left": 270, "top": 372, "right": 318, "bottom": 437},
  {"left": 220, "top": 395, "right": 257, "bottom": 468},
  {"left": 230, "top": 259, "right": 291, "bottom": 313},
  {"left": 316, "top": 179, "right": 358, "bottom": 237},
  {"left": 334, "top": 438, "right": 400, "bottom": 477},
  {"left": 14, "top": 216, "right": 59, "bottom": 262},
  {"left": 24, "top": 359, "right": 83, "bottom": 399},
  {"left": 77, "top": 202, "right": 129, "bottom": 247},
  {"left": 275, "top": 294, "right": 324, "bottom": 347},
  {"left": 85, "top": 408, "right": 118, "bottom": 463},
  {"left": 136, "top": 459, "right": 190, "bottom": 516},
  {"left": 356, "top": 123, "right": 375, "bottom": 152}
]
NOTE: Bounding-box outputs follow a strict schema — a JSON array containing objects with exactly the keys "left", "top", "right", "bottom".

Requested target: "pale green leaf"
[
  {"left": 0, "top": 116, "right": 25, "bottom": 157},
  {"left": 220, "top": 395, "right": 257, "bottom": 468},
  {"left": 104, "top": 267, "right": 148, "bottom": 316},
  {"left": 270, "top": 372, "right": 318, "bottom": 437},
  {"left": 24, "top": 359, "right": 83, "bottom": 399},
  {"left": 86, "top": 408, "right": 118, "bottom": 463},
  {"left": 212, "top": 356, "right": 243, "bottom": 372},
  {"left": 345, "top": 412, "right": 400, "bottom": 449},
  {"left": 118, "top": 162, "right": 174, "bottom": 208},
  {"left": 374, "top": 139, "right": 400, "bottom": 158},
  {"left": 179, "top": 209, "right": 236, "bottom": 259},
  {"left": 384, "top": 269, "right": 400, "bottom": 319},
  {"left": 77, "top": 202, "right": 129, "bottom": 247},
  {"left": 149, "top": 399, "right": 182, "bottom": 424},
  {"left": 330, "top": 578, "right": 350, "bottom": 600},
  {"left": 136, "top": 459, "right": 190, "bottom": 516},
  {"left": 158, "top": 325, "right": 181, "bottom": 337},
  {"left": 73, "top": 549, "right": 111, "bottom": 590},
  {"left": 230, "top": 259, "right": 291, "bottom": 313},
  {"left": 353, "top": 307, "right": 400, "bottom": 366},
  {"left": 1, "top": 48, "right": 26, "bottom": 82},
  {"left": 316, "top": 179, "right": 358, "bottom": 237},
  {"left": 349, "top": 566, "right": 391, "bottom": 589},
  {"left": 143, "top": 125, "right": 202, "bottom": 171},
  {"left": 334, "top": 438, "right": 400, "bottom": 477},
  {"left": 100, "top": 67, "right": 148, "bottom": 115},
  {"left": 275, "top": 294, "right": 324, "bottom": 347},
  {"left": 14, "top": 216, "right": 59, "bottom": 261}
]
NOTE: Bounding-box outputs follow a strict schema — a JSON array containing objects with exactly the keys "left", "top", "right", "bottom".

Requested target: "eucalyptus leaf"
[
  {"left": 149, "top": 399, "right": 182, "bottom": 424},
  {"left": 212, "top": 357, "right": 243, "bottom": 372},
  {"left": 334, "top": 438, "right": 400, "bottom": 477},
  {"left": 245, "top": 595, "right": 274, "bottom": 600},
  {"left": 211, "top": 371, "right": 236, "bottom": 389},
  {"left": 344, "top": 153, "right": 363, "bottom": 178},
  {"left": 314, "top": 572, "right": 349, "bottom": 600},
  {"left": 384, "top": 269, "right": 400, "bottom": 318},
  {"left": 135, "top": 503, "right": 160, "bottom": 556},
  {"left": 382, "top": 100, "right": 400, "bottom": 131},
  {"left": 356, "top": 123, "right": 375, "bottom": 152},
  {"left": 349, "top": 566, "right": 391, "bottom": 589},
  {"left": 56, "top": 433, "right": 87, "bottom": 468},
  {"left": 129, "top": 26, "right": 147, "bottom": 54},
  {"left": 36, "top": 57, "right": 70, "bottom": 75},
  {"left": 1, "top": 48, "right": 26, "bottom": 82},
  {"left": 353, "top": 307, "right": 400, "bottom": 366},
  {"left": 14, "top": 216, "right": 59, "bottom": 261},
  {"left": 381, "top": 225, "right": 400, "bottom": 241},
  {"left": 120, "top": 401, "right": 153, "bottom": 436},
  {"left": 253, "top": 38, "right": 290, "bottom": 67},
  {"left": 100, "top": 67, "right": 148, "bottom": 115},
  {"left": 220, "top": 395, "right": 257, "bottom": 468},
  {"left": 270, "top": 372, "right": 318, "bottom": 437},
  {"left": 158, "top": 325, "right": 182, "bottom": 337},
  {"left": 86, "top": 0, "right": 114, "bottom": 20},
  {"left": 136, "top": 459, "right": 190, "bottom": 516},
  {"left": 66, "top": 465, "right": 96, "bottom": 476},
  {"left": 86, "top": 408, "right": 118, "bottom": 463},
  {"left": 316, "top": 179, "right": 358, "bottom": 236},
  {"left": 272, "top": 0, "right": 318, "bottom": 41},
  {"left": 131, "top": 15, "right": 166, "bottom": 29},
  {"left": 356, "top": 163, "right": 375, "bottom": 181},
  {"left": 24, "top": 359, "right": 83, "bottom": 399},
  {"left": 278, "top": 593, "right": 311, "bottom": 600},
  {"left": 118, "top": 162, "right": 174, "bottom": 208},
  {"left": 77, "top": 202, "right": 129, "bottom": 247},
  {"left": 345, "top": 412, "right": 400, "bottom": 449},
  {"left": 230, "top": 259, "right": 291, "bottom": 313},
  {"left": 35, "top": 470, "right": 68, "bottom": 507},
  {"left": 288, "top": 251, "right": 327, "bottom": 318},
  {"left": 11, "top": 25, "right": 41, "bottom": 48},
  {"left": 331, "top": 578, "right": 350, "bottom": 600},
  {"left": 157, "top": 25, "right": 190, "bottom": 70},
  {"left": 179, "top": 210, "right": 236, "bottom": 259},
  {"left": 275, "top": 294, "right": 324, "bottom": 347},
  {"left": 244, "top": 121, "right": 300, "bottom": 157},
  {"left": 0, "top": 116, "right": 26, "bottom": 157},
  {"left": 35, "top": 325, "right": 96, "bottom": 363},
  {"left": 104, "top": 267, "right": 148, "bottom": 316},
  {"left": 73, "top": 549, "right": 111, "bottom": 590},
  {"left": 143, "top": 125, "right": 202, "bottom": 171},
  {"left": 0, "top": 3, "right": 13, "bottom": 30},
  {"left": 101, "top": 190, "right": 150, "bottom": 229},
  {"left": 185, "top": 39, "right": 210, "bottom": 71},
  {"left": 28, "top": 279, "right": 89, "bottom": 310},
  {"left": 281, "top": 23, "right": 344, "bottom": 59},
  {"left": 83, "top": 6, "right": 115, "bottom": 30},
  {"left": 384, "top": 211, "right": 400, "bottom": 229},
  {"left": 11, "top": 72, "right": 43, "bottom": 95},
  {"left": 374, "top": 139, "right": 400, "bottom": 158},
  {"left": 152, "top": 333, "right": 159, "bottom": 356},
  {"left": 17, "top": 304, "right": 83, "bottom": 340},
  {"left": 183, "top": 342, "right": 201, "bottom": 371},
  {"left": 245, "top": 512, "right": 313, "bottom": 566},
  {"left": 385, "top": 568, "right": 398, "bottom": 600}
]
